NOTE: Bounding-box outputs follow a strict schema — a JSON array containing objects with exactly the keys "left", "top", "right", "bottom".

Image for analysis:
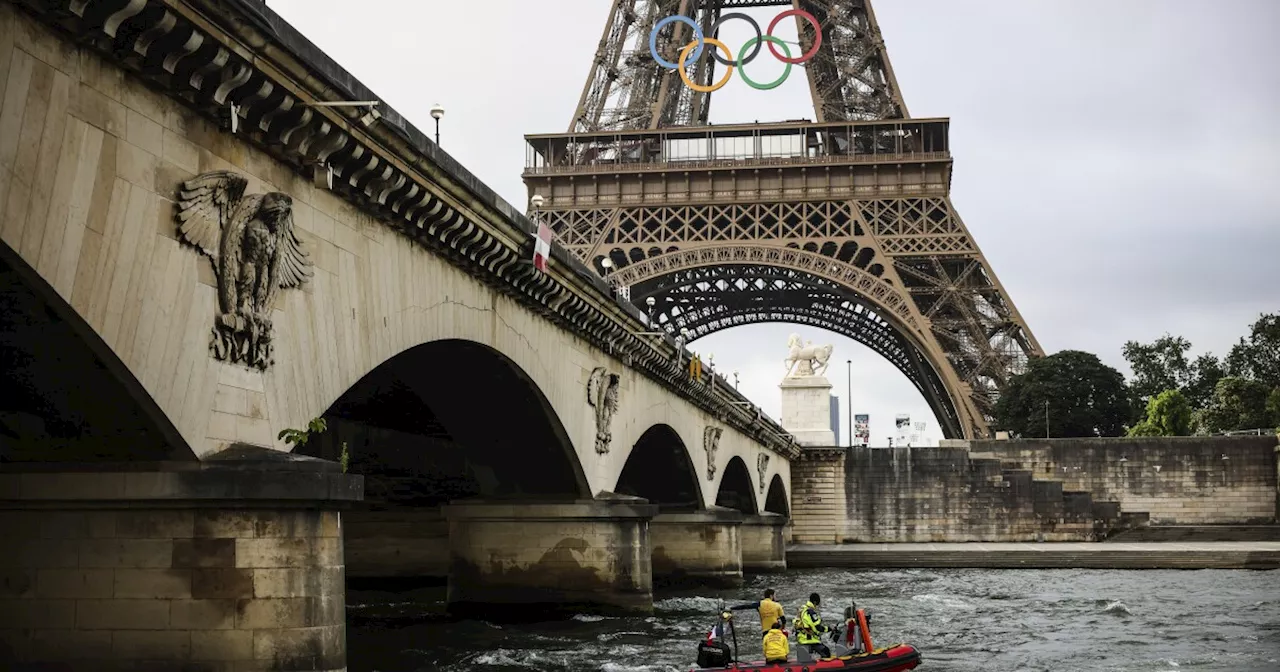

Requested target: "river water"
[{"left": 347, "top": 568, "right": 1280, "bottom": 672}]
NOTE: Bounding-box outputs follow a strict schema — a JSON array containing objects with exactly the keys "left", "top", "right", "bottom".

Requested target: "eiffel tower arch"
[{"left": 522, "top": 0, "right": 1043, "bottom": 439}]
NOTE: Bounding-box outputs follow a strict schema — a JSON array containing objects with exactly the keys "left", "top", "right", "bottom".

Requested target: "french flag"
[{"left": 533, "top": 221, "right": 553, "bottom": 272}]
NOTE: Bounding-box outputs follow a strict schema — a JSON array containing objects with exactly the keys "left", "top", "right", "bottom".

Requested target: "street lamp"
[
  {"left": 530, "top": 193, "right": 545, "bottom": 211},
  {"left": 846, "top": 359, "right": 852, "bottom": 448},
  {"left": 430, "top": 103, "right": 445, "bottom": 146},
  {"left": 733, "top": 370, "right": 739, "bottom": 389},
  {"left": 645, "top": 296, "right": 656, "bottom": 323}
]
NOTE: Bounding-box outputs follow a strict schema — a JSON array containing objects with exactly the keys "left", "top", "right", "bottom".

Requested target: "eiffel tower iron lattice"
[{"left": 524, "top": 0, "right": 1043, "bottom": 439}]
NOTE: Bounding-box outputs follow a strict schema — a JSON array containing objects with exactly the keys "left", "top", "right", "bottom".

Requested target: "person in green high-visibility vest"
[{"left": 794, "top": 592, "right": 835, "bottom": 659}]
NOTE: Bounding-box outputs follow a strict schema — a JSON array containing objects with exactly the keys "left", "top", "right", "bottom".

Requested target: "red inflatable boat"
[
  {"left": 692, "top": 606, "right": 922, "bottom": 671},
  {"left": 693, "top": 643, "right": 922, "bottom": 672}
]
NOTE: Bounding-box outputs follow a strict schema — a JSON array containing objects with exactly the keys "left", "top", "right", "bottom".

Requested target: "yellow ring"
[{"left": 678, "top": 38, "right": 734, "bottom": 93}]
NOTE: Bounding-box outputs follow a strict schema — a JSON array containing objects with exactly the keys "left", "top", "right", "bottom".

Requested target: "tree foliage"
[
  {"left": 995, "top": 350, "right": 1131, "bottom": 438},
  {"left": 1196, "top": 377, "right": 1275, "bottom": 433},
  {"left": 1122, "top": 335, "right": 1191, "bottom": 404},
  {"left": 1225, "top": 314, "right": 1280, "bottom": 388},
  {"left": 1121, "top": 335, "right": 1223, "bottom": 410},
  {"left": 1126, "top": 388, "right": 1192, "bottom": 437}
]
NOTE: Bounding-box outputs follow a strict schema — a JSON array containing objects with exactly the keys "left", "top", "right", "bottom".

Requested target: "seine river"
[{"left": 347, "top": 568, "right": 1280, "bottom": 672}]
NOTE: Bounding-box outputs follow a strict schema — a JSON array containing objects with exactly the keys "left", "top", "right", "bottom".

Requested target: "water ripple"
[{"left": 349, "top": 568, "right": 1280, "bottom": 672}]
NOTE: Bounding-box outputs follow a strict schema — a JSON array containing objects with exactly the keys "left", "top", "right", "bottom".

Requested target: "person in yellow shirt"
[
  {"left": 729, "top": 588, "right": 785, "bottom": 636},
  {"left": 762, "top": 618, "right": 790, "bottom": 664}
]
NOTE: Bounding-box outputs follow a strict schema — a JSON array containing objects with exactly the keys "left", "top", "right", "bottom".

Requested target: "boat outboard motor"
[{"left": 696, "top": 640, "right": 732, "bottom": 668}]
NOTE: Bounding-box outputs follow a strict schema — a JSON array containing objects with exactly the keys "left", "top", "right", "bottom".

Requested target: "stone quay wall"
[
  {"left": 791, "top": 446, "right": 1080, "bottom": 544},
  {"left": 790, "top": 436, "right": 1279, "bottom": 544},
  {"left": 970, "top": 436, "right": 1279, "bottom": 525}
]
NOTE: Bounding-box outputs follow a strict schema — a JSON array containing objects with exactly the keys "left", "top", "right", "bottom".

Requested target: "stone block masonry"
[
  {"left": 443, "top": 498, "right": 658, "bottom": 618},
  {"left": 970, "top": 436, "right": 1278, "bottom": 525},
  {"left": 789, "top": 437, "right": 1278, "bottom": 545},
  {"left": 0, "top": 449, "right": 363, "bottom": 671}
]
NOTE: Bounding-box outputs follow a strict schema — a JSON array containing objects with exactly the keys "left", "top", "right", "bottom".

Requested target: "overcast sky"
[{"left": 267, "top": 0, "right": 1279, "bottom": 445}]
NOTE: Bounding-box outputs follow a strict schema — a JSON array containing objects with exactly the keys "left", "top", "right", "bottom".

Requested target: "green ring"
[{"left": 738, "top": 35, "right": 792, "bottom": 90}]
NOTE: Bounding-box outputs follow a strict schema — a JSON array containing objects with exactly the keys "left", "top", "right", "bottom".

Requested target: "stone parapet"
[
  {"left": 0, "top": 449, "right": 362, "bottom": 671},
  {"left": 443, "top": 497, "right": 658, "bottom": 617},
  {"left": 650, "top": 507, "right": 744, "bottom": 587},
  {"left": 740, "top": 513, "right": 788, "bottom": 572}
]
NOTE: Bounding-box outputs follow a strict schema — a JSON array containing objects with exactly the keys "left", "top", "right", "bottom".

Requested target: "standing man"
[
  {"left": 729, "top": 588, "right": 785, "bottom": 636},
  {"left": 796, "top": 592, "right": 834, "bottom": 658}
]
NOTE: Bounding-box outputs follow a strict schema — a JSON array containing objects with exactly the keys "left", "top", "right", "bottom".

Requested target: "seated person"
[{"left": 763, "top": 618, "right": 790, "bottom": 664}]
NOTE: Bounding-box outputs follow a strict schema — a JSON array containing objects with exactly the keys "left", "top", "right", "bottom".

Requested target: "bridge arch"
[
  {"left": 616, "top": 251, "right": 968, "bottom": 438},
  {"left": 614, "top": 424, "right": 702, "bottom": 509},
  {"left": 0, "top": 240, "right": 193, "bottom": 462},
  {"left": 764, "top": 474, "right": 790, "bottom": 516},
  {"left": 714, "top": 455, "right": 759, "bottom": 515},
  {"left": 298, "top": 338, "right": 589, "bottom": 501}
]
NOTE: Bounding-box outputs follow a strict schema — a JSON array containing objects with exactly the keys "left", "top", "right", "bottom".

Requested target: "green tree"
[
  {"left": 1197, "top": 377, "right": 1273, "bottom": 433},
  {"left": 1185, "top": 353, "right": 1226, "bottom": 411},
  {"left": 995, "top": 350, "right": 1131, "bottom": 438},
  {"left": 1225, "top": 314, "right": 1280, "bottom": 388},
  {"left": 1126, "top": 388, "right": 1192, "bottom": 437},
  {"left": 1122, "top": 335, "right": 1192, "bottom": 405}
]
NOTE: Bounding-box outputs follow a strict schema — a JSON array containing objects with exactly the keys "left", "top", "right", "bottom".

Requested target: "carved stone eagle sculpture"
[
  {"left": 175, "top": 171, "right": 313, "bottom": 370},
  {"left": 587, "top": 367, "right": 621, "bottom": 454}
]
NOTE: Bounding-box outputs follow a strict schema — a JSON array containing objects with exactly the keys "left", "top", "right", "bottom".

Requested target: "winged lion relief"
[{"left": 175, "top": 171, "right": 313, "bottom": 370}]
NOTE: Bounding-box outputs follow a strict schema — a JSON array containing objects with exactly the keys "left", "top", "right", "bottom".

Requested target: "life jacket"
[
  {"left": 763, "top": 627, "right": 789, "bottom": 661},
  {"left": 794, "top": 601, "right": 826, "bottom": 645}
]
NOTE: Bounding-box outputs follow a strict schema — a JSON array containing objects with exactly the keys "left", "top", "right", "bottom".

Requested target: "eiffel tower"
[{"left": 522, "top": 0, "right": 1043, "bottom": 439}]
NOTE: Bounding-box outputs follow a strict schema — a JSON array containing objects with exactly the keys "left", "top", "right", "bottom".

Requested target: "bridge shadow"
[
  {"left": 0, "top": 240, "right": 191, "bottom": 462},
  {"left": 614, "top": 424, "right": 701, "bottom": 511},
  {"left": 293, "top": 339, "right": 589, "bottom": 588}
]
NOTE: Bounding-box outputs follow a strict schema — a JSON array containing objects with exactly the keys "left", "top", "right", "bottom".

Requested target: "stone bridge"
[{"left": 0, "top": 1, "right": 796, "bottom": 668}]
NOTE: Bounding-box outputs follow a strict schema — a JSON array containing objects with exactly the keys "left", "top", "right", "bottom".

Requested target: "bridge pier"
[
  {"left": 443, "top": 497, "right": 658, "bottom": 618},
  {"left": 650, "top": 507, "right": 744, "bottom": 588},
  {"left": 741, "top": 513, "right": 789, "bottom": 573},
  {"left": 344, "top": 507, "right": 449, "bottom": 583},
  {"left": 0, "top": 449, "right": 361, "bottom": 671}
]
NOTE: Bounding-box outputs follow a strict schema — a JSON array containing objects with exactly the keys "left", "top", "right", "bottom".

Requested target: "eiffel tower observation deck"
[{"left": 523, "top": 0, "right": 1044, "bottom": 440}]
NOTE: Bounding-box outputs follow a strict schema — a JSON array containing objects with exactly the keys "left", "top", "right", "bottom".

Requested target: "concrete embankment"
[{"left": 787, "top": 542, "right": 1280, "bottom": 570}]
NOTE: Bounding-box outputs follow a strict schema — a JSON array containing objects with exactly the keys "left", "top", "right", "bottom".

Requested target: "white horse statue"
[{"left": 784, "top": 333, "right": 834, "bottom": 377}]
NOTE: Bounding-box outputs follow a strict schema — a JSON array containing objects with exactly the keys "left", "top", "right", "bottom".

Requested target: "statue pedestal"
[{"left": 780, "top": 375, "right": 837, "bottom": 446}]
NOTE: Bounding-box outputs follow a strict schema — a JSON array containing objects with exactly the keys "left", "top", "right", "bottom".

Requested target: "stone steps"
[
  {"left": 1103, "top": 524, "right": 1280, "bottom": 543},
  {"left": 991, "top": 459, "right": 1152, "bottom": 541}
]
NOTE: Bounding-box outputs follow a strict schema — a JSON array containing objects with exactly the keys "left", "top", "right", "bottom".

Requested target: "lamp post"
[
  {"left": 733, "top": 370, "right": 739, "bottom": 389},
  {"left": 846, "top": 359, "right": 852, "bottom": 448},
  {"left": 430, "top": 103, "right": 444, "bottom": 146},
  {"left": 645, "top": 296, "right": 656, "bottom": 324}
]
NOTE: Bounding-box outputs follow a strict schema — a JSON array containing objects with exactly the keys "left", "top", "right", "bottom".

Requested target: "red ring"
[{"left": 766, "top": 9, "right": 823, "bottom": 65}]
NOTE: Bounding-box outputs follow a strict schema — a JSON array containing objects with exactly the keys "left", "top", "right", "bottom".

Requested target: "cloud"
[{"left": 266, "top": 0, "right": 1279, "bottom": 440}]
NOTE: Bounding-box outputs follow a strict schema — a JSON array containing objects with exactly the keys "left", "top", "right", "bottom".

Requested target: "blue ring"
[{"left": 649, "top": 15, "right": 704, "bottom": 70}]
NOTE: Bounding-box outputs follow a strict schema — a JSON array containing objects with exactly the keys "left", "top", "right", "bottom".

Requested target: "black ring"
[{"left": 708, "top": 12, "right": 762, "bottom": 67}]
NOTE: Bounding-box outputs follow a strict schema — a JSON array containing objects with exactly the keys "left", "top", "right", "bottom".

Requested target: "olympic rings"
[
  {"left": 708, "top": 13, "right": 762, "bottom": 67},
  {"left": 678, "top": 38, "right": 735, "bottom": 93},
  {"left": 737, "top": 36, "right": 791, "bottom": 91},
  {"left": 767, "top": 10, "right": 823, "bottom": 64},
  {"left": 649, "top": 10, "right": 823, "bottom": 90},
  {"left": 650, "top": 15, "right": 704, "bottom": 70}
]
